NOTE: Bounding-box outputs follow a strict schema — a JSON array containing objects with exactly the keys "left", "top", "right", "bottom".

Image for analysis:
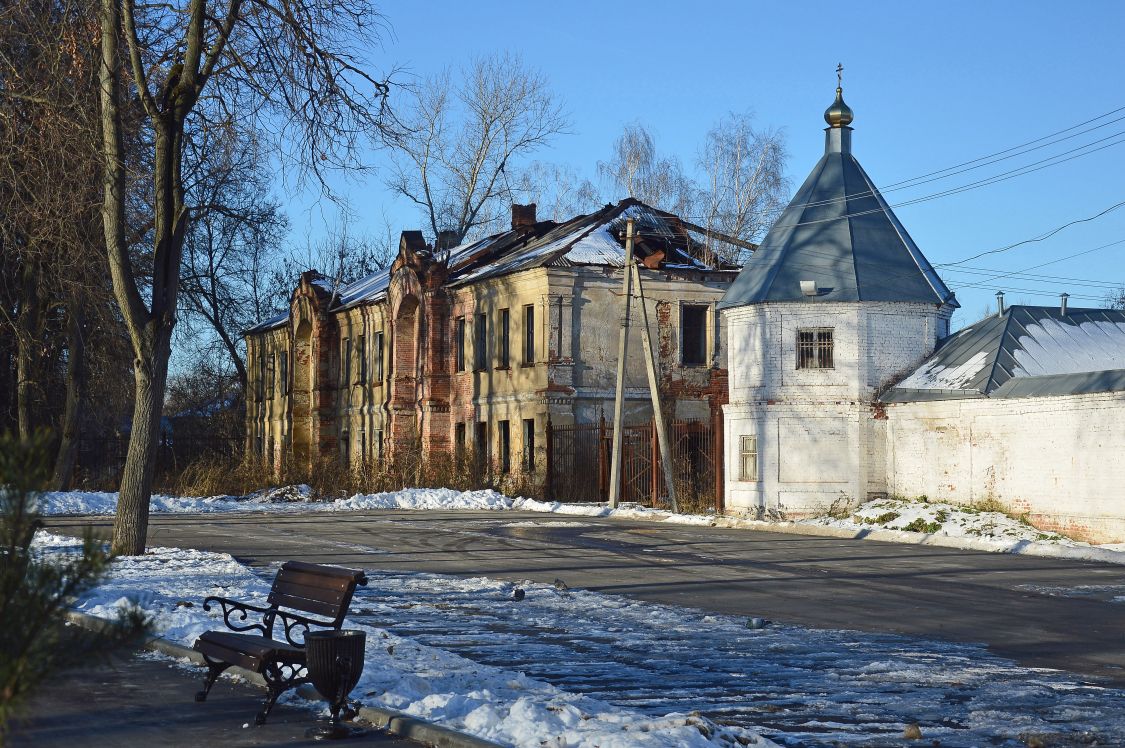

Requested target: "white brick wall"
[
  {"left": 723, "top": 301, "right": 949, "bottom": 517},
  {"left": 885, "top": 392, "right": 1125, "bottom": 543}
]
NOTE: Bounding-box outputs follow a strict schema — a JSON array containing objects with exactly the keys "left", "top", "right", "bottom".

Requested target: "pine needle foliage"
[{"left": 0, "top": 432, "right": 148, "bottom": 735}]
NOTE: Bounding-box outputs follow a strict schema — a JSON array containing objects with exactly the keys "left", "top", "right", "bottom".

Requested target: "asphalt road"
[{"left": 46, "top": 510, "right": 1125, "bottom": 685}]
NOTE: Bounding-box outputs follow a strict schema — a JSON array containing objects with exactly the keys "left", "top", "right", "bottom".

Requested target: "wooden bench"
[{"left": 193, "top": 560, "right": 368, "bottom": 725}]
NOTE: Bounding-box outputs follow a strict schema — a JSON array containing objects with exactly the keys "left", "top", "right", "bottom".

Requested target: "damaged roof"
[
  {"left": 882, "top": 305, "right": 1125, "bottom": 402},
  {"left": 247, "top": 199, "right": 742, "bottom": 334}
]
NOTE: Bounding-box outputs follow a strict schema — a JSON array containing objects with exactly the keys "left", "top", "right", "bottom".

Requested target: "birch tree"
[
  {"left": 387, "top": 53, "right": 568, "bottom": 244},
  {"left": 97, "top": 0, "right": 395, "bottom": 554}
]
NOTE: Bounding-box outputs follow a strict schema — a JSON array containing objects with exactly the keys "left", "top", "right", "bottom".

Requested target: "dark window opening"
[
  {"left": 522, "top": 418, "right": 535, "bottom": 473},
  {"left": 498, "top": 308, "right": 510, "bottom": 368},
  {"left": 374, "top": 331, "right": 384, "bottom": 382},
  {"left": 523, "top": 305, "right": 535, "bottom": 364},
  {"left": 474, "top": 312, "right": 488, "bottom": 371},
  {"left": 454, "top": 422, "right": 466, "bottom": 459},
  {"left": 681, "top": 305, "right": 709, "bottom": 365},
  {"left": 498, "top": 420, "right": 511, "bottom": 474},
  {"left": 455, "top": 317, "right": 466, "bottom": 371},
  {"left": 797, "top": 328, "right": 834, "bottom": 369},
  {"left": 474, "top": 421, "right": 489, "bottom": 471}
]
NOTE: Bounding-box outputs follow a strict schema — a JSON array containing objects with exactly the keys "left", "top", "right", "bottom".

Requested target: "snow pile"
[
  {"left": 40, "top": 532, "right": 774, "bottom": 748},
  {"left": 895, "top": 349, "right": 989, "bottom": 391},
  {"left": 37, "top": 486, "right": 1125, "bottom": 563},
  {"left": 801, "top": 496, "right": 1082, "bottom": 545}
]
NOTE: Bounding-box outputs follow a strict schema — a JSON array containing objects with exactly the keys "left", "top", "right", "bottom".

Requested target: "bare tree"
[
  {"left": 598, "top": 123, "right": 699, "bottom": 219},
  {"left": 387, "top": 53, "right": 568, "bottom": 244},
  {"left": 510, "top": 161, "right": 600, "bottom": 223},
  {"left": 97, "top": 0, "right": 395, "bottom": 554},
  {"left": 179, "top": 122, "right": 288, "bottom": 393},
  {"left": 698, "top": 112, "right": 788, "bottom": 263}
]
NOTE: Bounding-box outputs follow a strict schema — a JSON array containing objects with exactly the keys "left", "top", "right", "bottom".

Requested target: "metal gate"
[{"left": 545, "top": 416, "right": 723, "bottom": 511}]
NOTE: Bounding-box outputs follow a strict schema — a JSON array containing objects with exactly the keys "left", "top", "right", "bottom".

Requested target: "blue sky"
[{"left": 285, "top": 0, "right": 1125, "bottom": 327}]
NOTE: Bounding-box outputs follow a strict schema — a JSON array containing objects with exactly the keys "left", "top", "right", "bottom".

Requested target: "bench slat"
[
  {"left": 270, "top": 579, "right": 353, "bottom": 607},
  {"left": 267, "top": 592, "right": 344, "bottom": 619},
  {"left": 274, "top": 568, "right": 351, "bottom": 592}
]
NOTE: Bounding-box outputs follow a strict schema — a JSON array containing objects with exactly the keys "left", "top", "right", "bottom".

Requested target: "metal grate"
[{"left": 796, "top": 328, "right": 834, "bottom": 369}]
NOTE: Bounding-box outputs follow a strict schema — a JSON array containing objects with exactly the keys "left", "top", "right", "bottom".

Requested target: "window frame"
[
  {"left": 455, "top": 317, "right": 466, "bottom": 372},
  {"left": 474, "top": 312, "right": 488, "bottom": 371},
  {"left": 498, "top": 419, "right": 511, "bottom": 474},
  {"left": 522, "top": 418, "right": 535, "bottom": 473},
  {"left": 340, "top": 337, "right": 352, "bottom": 387},
  {"left": 796, "top": 327, "right": 834, "bottom": 370},
  {"left": 373, "top": 330, "right": 384, "bottom": 383},
  {"left": 739, "top": 435, "right": 759, "bottom": 482},
  {"left": 498, "top": 308, "right": 510, "bottom": 369},
  {"left": 522, "top": 304, "right": 535, "bottom": 366},
  {"left": 356, "top": 334, "right": 366, "bottom": 384},
  {"left": 680, "top": 304, "right": 709, "bottom": 366}
]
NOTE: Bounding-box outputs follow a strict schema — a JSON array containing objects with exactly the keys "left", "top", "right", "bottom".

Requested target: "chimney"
[
  {"left": 511, "top": 203, "right": 537, "bottom": 231},
  {"left": 995, "top": 290, "right": 1005, "bottom": 317},
  {"left": 1060, "top": 292, "right": 1069, "bottom": 316}
]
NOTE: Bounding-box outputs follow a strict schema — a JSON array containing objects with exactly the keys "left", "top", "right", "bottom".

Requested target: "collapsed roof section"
[
  {"left": 882, "top": 305, "right": 1125, "bottom": 402},
  {"left": 247, "top": 198, "right": 746, "bottom": 334}
]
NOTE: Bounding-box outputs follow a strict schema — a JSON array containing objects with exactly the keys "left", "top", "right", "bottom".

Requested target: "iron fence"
[{"left": 545, "top": 416, "right": 723, "bottom": 510}]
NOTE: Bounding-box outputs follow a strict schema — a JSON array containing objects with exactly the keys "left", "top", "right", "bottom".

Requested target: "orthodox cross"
[{"left": 836, "top": 63, "right": 844, "bottom": 88}]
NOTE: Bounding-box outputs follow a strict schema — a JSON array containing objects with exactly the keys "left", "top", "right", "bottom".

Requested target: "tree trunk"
[
  {"left": 52, "top": 304, "right": 87, "bottom": 490},
  {"left": 16, "top": 261, "right": 44, "bottom": 440},
  {"left": 111, "top": 323, "right": 172, "bottom": 556}
]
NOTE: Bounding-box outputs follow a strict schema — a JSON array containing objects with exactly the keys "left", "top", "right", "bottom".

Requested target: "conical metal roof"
[{"left": 719, "top": 96, "right": 957, "bottom": 310}]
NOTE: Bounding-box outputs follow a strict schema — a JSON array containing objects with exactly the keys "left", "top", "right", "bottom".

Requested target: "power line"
[{"left": 938, "top": 200, "right": 1125, "bottom": 266}]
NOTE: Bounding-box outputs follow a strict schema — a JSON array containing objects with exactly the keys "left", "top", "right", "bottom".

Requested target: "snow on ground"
[
  {"left": 39, "top": 532, "right": 773, "bottom": 748},
  {"left": 801, "top": 496, "right": 1080, "bottom": 545},
  {"left": 38, "top": 486, "right": 1125, "bottom": 564},
  {"left": 43, "top": 531, "right": 1125, "bottom": 747}
]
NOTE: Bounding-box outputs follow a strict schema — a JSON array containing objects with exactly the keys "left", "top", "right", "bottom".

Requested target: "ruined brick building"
[{"left": 244, "top": 199, "right": 744, "bottom": 482}]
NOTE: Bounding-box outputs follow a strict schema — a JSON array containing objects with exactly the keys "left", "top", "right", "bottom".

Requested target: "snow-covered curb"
[{"left": 39, "top": 487, "right": 1125, "bottom": 566}]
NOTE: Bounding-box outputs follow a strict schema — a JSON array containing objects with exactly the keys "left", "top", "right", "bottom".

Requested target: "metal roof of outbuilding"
[
  {"left": 718, "top": 93, "right": 956, "bottom": 310},
  {"left": 882, "top": 305, "right": 1125, "bottom": 402}
]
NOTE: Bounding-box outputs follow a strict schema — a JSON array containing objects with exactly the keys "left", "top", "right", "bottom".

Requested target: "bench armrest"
[
  {"left": 202, "top": 596, "right": 274, "bottom": 637},
  {"left": 273, "top": 609, "right": 339, "bottom": 647}
]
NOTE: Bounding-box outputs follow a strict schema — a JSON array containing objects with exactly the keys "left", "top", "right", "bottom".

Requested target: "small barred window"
[{"left": 796, "top": 328, "right": 834, "bottom": 369}]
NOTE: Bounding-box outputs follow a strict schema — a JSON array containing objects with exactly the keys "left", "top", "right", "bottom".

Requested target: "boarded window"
[
  {"left": 474, "top": 312, "right": 488, "bottom": 371},
  {"left": 498, "top": 308, "right": 510, "bottom": 368},
  {"left": 498, "top": 420, "right": 511, "bottom": 474},
  {"left": 523, "top": 305, "right": 535, "bottom": 364},
  {"left": 522, "top": 418, "right": 535, "bottom": 473},
  {"left": 455, "top": 317, "right": 466, "bottom": 371},
  {"left": 681, "top": 305, "right": 709, "bottom": 365},
  {"left": 796, "top": 328, "right": 834, "bottom": 369},
  {"left": 739, "top": 435, "right": 759, "bottom": 481}
]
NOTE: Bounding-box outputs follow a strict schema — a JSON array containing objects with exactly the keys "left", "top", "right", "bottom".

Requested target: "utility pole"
[
  {"left": 607, "top": 218, "right": 635, "bottom": 508},
  {"left": 630, "top": 261, "right": 679, "bottom": 513}
]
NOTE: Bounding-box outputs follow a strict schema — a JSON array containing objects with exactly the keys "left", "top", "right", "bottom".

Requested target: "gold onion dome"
[{"left": 824, "top": 87, "right": 854, "bottom": 128}]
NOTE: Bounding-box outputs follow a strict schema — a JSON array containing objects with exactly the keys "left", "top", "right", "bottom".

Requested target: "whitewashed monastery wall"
[{"left": 885, "top": 391, "right": 1125, "bottom": 543}]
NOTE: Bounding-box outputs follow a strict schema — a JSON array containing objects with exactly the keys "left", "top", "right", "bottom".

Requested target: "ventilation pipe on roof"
[
  {"left": 1060, "top": 292, "right": 1070, "bottom": 316},
  {"left": 800, "top": 280, "right": 819, "bottom": 297},
  {"left": 995, "top": 290, "right": 1005, "bottom": 317}
]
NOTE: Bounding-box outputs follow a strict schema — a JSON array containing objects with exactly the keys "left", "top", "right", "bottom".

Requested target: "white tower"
[{"left": 718, "top": 78, "right": 958, "bottom": 517}]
